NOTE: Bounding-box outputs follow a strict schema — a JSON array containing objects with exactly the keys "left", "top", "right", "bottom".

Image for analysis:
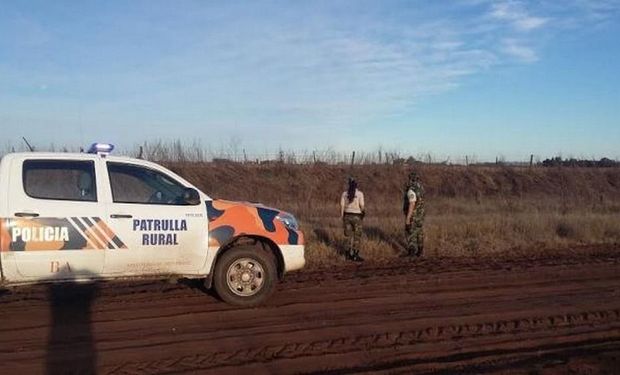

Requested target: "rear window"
[{"left": 23, "top": 160, "right": 97, "bottom": 202}]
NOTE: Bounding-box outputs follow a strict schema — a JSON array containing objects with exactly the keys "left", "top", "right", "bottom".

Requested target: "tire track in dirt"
[
  {"left": 1, "top": 245, "right": 620, "bottom": 374},
  {"left": 104, "top": 309, "right": 620, "bottom": 374},
  {"left": 1, "top": 244, "right": 617, "bottom": 306},
  {"left": 1, "top": 262, "right": 615, "bottom": 342}
]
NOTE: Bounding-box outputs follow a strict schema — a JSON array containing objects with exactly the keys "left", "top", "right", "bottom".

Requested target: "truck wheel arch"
[{"left": 204, "top": 235, "right": 284, "bottom": 289}]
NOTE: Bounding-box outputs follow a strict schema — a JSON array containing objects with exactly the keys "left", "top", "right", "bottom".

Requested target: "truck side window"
[
  {"left": 107, "top": 162, "right": 188, "bottom": 205},
  {"left": 23, "top": 160, "right": 97, "bottom": 202}
]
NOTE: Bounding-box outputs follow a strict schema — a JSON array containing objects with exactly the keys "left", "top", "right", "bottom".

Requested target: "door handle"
[
  {"left": 14, "top": 212, "right": 40, "bottom": 218},
  {"left": 110, "top": 214, "right": 133, "bottom": 219}
]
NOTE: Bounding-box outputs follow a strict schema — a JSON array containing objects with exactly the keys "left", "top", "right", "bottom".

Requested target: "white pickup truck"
[{"left": 0, "top": 144, "right": 305, "bottom": 306}]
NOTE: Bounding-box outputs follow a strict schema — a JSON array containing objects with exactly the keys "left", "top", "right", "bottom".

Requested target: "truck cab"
[{"left": 0, "top": 145, "right": 305, "bottom": 306}]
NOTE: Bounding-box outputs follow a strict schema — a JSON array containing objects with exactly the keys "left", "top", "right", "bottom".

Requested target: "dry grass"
[
  {"left": 4, "top": 142, "right": 618, "bottom": 265},
  {"left": 300, "top": 198, "right": 620, "bottom": 267},
  {"left": 161, "top": 162, "right": 620, "bottom": 266}
]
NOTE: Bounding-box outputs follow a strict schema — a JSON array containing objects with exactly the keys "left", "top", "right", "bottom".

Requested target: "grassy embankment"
[{"left": 166, "top": 161, "right": 620, "bottom": 267}]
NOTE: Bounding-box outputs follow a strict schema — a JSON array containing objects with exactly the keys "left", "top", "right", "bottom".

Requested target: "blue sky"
[{"left": 1, "top": 0, "right": 619, "bottom": 161}]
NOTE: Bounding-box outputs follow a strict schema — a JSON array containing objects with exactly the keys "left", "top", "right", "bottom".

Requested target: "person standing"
[
  {"left": 340, "top": 177, "right": 365, "bottom": 262},
  {"left": 403, "top": 171, "right": 425, "bottom": 257}
]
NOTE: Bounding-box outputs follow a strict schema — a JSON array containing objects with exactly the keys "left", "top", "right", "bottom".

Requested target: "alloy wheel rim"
[{"left": 226, "top": 258, "right": 265, "bottom": 297}]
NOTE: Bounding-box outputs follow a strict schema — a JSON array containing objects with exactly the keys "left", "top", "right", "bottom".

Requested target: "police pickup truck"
[{"left": 0, "top": 143, "right": 305, "bottom": 306}]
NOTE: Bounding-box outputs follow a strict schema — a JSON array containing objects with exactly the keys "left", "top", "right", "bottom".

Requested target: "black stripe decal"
[
  {"left": 80, "top": 217, "right": 108, "bottom": 249},
  {"left": 77, "top": 216, "right": 105, "bottom": 249},
  {"left": 92, "top": 217, "right": 127, "bottom": 249},
  {"left": 205, "top": 200, "right": 225, "bottom": 221},
  {"left": 90, "top": 217, "right": 116, "bottom": 249},
  {"left": 256, "top": 207, "right": 278, "bottom": 232},
  {"left": 85, "top": 217, "right": 115, "bottom": 249},
  {"left": 111, "top": 236, "right": 126, "bottom": 249},
  {"left": 72, "top": 216, "right": 88, "bottom": 231},
  {"left": 286, "top": 228, "right": 299, "bottom": 245}
]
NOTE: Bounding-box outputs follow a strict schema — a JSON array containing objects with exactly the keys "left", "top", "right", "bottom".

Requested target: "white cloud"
[
  {"left": 573, "top": 0, "right": 620, "bottom": 23},
  {"left": 0, "top": 0, "right": 617, "bottom": 149},
  {"left": 501, "top": 39, "right": 538, "bottom": 62},
  {"left": 490, "top": 1, "right": 549, "bottom": 31},
  {"left": 514, "top": 16, "right": 548, "bottom": 30}
]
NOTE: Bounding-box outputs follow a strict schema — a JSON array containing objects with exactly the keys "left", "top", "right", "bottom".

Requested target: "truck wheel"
[{"left": 213, "top": 246, "right": 277, "bottom": 307}]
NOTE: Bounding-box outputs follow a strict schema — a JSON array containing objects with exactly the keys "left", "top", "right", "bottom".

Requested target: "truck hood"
[
  {"left": 207, "top": 199, "right": 290, "bottom": 217},
  {"left": 205, "top": 199, "right": 302, "bottom": 247}
]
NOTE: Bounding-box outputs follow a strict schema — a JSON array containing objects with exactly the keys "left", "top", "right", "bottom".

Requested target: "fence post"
[
  {"left": 529, "top": 154, "right": 534, "bottom": 167},
  {"left": 350, "top": 151, "right": 356, "bottom": 167}
]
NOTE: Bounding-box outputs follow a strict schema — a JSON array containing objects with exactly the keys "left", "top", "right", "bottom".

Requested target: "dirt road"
[{"left": 1, "top": 245, "right": 620, "bottom": 374}]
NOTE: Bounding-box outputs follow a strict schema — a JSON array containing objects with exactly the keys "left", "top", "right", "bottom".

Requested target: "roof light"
[{"left": 87, "top": 143, "right": 115, "bottom": 155}]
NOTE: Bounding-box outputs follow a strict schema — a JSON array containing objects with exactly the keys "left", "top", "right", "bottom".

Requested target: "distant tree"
[
  {"left": 599, "top": 157, "right": 616, "bottom": 167},
  {"left": 541, "top": 156, "right": 618, "bottom": 168}
]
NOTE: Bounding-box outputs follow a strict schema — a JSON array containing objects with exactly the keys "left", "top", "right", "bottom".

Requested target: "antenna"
[{"left": 22, "top": 137, "right": 35, "bottom": 152}]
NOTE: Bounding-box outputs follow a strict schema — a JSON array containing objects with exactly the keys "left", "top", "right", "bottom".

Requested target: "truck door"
[
  {"left": 102, "top": 161, "right": 208, "bottom": 276},
  {"left": 5, "top": 157, "right": 106, "bottom": 280}
]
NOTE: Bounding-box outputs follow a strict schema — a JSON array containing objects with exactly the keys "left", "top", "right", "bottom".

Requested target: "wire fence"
[{"left": 1, "top": 139, "right": 618, "bottom": 167}]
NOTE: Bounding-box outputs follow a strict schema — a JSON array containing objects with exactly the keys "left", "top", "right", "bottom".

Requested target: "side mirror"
[{"left": 183, "top": 188, "right": 201, "bottom": 205}]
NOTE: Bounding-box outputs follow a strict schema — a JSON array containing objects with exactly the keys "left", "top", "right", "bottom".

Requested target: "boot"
[
  {"left": 416, "top": 244, "right": 424, "bottom": 257},
  {"left": 401, "top": 248, "right": 417, "bottom": 257},
  {"left": 346, "top": 250, "right": 355, "bottom": 261},
  {"left": 350, "top": 250, "right": 364, "bottom": 262}
]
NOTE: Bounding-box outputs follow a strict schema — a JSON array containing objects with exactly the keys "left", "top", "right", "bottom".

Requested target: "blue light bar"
[{"left": 87, "top": 143, "right": 115, "bottom": 155}]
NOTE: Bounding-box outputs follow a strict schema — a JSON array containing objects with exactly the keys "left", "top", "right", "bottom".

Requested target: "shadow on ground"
[
  {"left": 177, "top": 278, "right": 220, "bottom": 300},
  {"left": 364, "top": 226, "right": 406, "bottom": 255},
  {"left": 313, "top": 228, "right": 350, "bottom": 259},
  {"left": 46, "top": 272, "right": 99, "bottom": 375}
]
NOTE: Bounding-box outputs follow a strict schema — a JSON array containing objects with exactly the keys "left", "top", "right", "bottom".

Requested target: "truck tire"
[{"left": 213, "top": 246, "right": 277, "bottom": 307}]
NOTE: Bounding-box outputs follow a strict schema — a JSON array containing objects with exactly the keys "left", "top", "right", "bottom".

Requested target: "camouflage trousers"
[
  {"left": 405, "top": 217, "right": 424, "bottom": 256},
  {"left": 343, "top": 213, "right": 363, "bottom": 257}
]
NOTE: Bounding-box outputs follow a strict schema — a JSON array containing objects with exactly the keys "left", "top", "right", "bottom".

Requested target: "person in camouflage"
[
  {"left": 341, "top": 178, "right": 365, "bottom": 262},
  {"left": 403, "top": 171, "right": 424, "bottom": 257}
]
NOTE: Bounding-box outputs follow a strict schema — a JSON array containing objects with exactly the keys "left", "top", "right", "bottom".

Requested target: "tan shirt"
[
  {"left": 341, "top": 189, "right": 365, "bottom": 214},
  {"left": 407, "top": 188, "right": 417, "bottom": 203}
]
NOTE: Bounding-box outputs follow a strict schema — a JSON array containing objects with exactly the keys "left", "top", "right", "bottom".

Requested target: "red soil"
[{"left": 1, "top": 245, "right": 620, "bottom": 374}]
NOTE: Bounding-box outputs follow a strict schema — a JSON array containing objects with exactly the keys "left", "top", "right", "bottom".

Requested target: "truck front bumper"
[{"left": 280, "top": 245, "right": 305, "bottom": 273}]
